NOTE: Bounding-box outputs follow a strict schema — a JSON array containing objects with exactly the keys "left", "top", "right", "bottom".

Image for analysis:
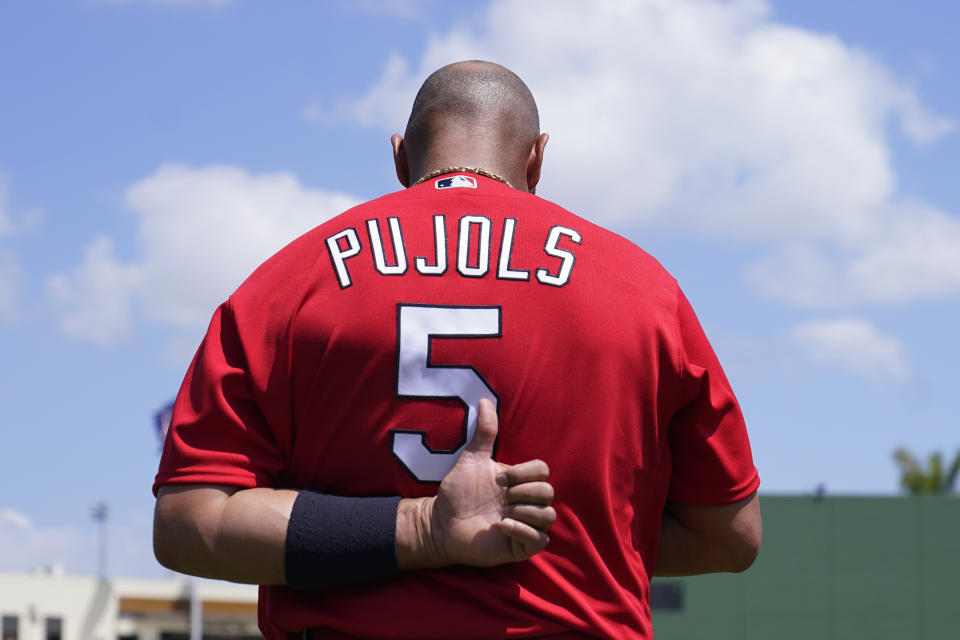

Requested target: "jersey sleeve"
[
  {"left": 153, "top": 299, "right": 286, "bottom": 495},
  {"left": 666, "top": 288, "right": 759, "bottom": 504}
]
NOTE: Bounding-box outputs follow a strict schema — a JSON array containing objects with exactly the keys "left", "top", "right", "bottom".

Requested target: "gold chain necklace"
[{"left": 413, "top": 166, "right": 512, "bottom": 188}]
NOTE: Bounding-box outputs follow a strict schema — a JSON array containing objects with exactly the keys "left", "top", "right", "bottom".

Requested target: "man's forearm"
[
  {"left": 653, "top": 493, "right": 762, "bottom": 577},
  {"left": 154, "top": 486, "right": 298, "bottom": 584},
  {"left": 654, "top": 507, "right": 727, "bottom": 577},
  {"left": 395, "top": 496, "right": 444, "bottom": 570},
  {"left": 154, "top": 486, "right": 444, "bottom": 584}
]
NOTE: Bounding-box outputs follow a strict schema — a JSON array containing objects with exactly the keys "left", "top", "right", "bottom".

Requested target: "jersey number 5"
[{"left": 391, "top": 304, "right": 501, "bottom": 482}]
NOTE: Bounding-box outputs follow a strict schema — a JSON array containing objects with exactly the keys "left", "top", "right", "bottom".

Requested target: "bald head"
[
  {"left": 392, "top": 61, "right": 548, "bottom": 192},
  {"left": 405, "top": 60, "right": 539, "bottom": 150}
]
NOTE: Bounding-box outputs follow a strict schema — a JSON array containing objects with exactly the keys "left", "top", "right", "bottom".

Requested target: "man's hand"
[{"left": 397, "top": 398, "right": 556, "bottom": 569}]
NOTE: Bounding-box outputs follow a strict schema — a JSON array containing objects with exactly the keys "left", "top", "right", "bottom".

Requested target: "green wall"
[{"left": 651, "top": 496, "right": 960, "bottom": 639}]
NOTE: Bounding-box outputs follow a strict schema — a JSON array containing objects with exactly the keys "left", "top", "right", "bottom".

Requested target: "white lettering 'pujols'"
[{"left": 326, "top": 215, "right": 581, "bottom": 289}]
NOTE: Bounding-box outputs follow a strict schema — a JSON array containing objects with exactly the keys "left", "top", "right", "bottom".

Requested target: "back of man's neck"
[{"left": 412, "top": 157, "right": 525, "bottom": 191}]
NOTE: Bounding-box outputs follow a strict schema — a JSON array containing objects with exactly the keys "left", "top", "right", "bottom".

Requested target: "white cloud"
[
  {"left": 320, "top": 0, "right": 960, "bottom": 306},
  {"left": 0, "top": 178, "right": 12, "bottom": 238},
  {"left": 746, "top": 243, "right": 845, "bottom": 307},
  {"left": 48, "top": 165, "right": 358, "bottom": 344},
  {"left": 791, "top": 317, "right": 909, "bottom": 381},
  {"left": 0, "top": 507, "right": 164, "bottom": 577},
  {"left": 0, "top": 175, "right": 43, "bottom": 237},
  {"left": 0, "top": 251, "right": 25, "bottom": 323},
  {"left": 0, "top": 510, "right": 84, "bottom": 573},
  {"left": 0, "top": 508, "right": 32, "bottom": 530},
  {"left": 47, "top": 237, "right": 141, "bottom": 344},
  {"left": 747, "top": 200, "right": 960, "bottom": 306},
  {"left": 307, "top": 53, "right": 417, "bottom": 126},
  {"left": 0, "top": 174, "right": 38, "bottom": 323}
]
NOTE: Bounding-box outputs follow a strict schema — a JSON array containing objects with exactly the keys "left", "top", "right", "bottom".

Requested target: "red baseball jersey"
[{"left": 155, "top": 173, "right": 759, "bottom": 639}]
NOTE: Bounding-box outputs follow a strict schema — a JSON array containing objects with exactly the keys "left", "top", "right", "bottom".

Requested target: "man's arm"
[
  {"left": 653, "top": 492, "right": 761, "bottom": 577},
  {"left": 153, "top": 399, "right": 556, "bottom": 585}
]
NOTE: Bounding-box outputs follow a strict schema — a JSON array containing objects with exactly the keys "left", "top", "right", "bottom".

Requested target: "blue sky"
[{"left": 1, "top": 0, "right": 957, "bottom": 577}]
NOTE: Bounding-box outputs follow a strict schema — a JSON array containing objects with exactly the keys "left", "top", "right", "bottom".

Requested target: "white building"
[{"left": 0, "top": 568, "right": 259, "bottom": 640}]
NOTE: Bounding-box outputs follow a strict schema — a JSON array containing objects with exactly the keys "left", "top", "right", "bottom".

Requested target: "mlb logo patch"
[{"left": 435, "top": 175, "right": 477, "bottom": 190}]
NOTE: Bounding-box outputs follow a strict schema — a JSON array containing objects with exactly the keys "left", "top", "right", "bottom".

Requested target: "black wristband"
[{"left": 284, "top": 491, "right": 402, "bottom": 589}]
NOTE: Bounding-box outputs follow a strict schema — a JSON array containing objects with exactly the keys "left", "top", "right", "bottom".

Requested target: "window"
[
  {"left": 2, "top": 616, "right": 18, "bottom": 640},
  {"left": 649, "top": 580, "right": 685, "bottom": 610},
  {"left": 158, "top": 635, "right": 259, "bottom": 640},
  {"left": 45, "top": 618, "right": 62, "bottom": 640}
]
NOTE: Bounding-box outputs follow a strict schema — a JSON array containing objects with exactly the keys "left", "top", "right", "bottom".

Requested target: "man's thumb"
[{"left": 465, "top": 398, "right": 498, "bottom": 455}]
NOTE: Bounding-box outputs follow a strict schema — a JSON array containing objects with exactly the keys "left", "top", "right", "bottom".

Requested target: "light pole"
[{"left": 91, "top": 501, "right": 108, "bottom": 579}]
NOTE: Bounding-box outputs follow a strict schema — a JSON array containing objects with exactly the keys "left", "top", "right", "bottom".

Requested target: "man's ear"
[
  {"left": 525, "top": 132, "right": 549, "bottom": 194},
  {"left": 391, "top": 134, "right": 410, "bottom": 188}
]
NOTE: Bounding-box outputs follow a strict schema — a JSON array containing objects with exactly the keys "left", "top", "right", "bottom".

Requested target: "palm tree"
[{"left": 892, "top": 448, "right": 960, "bottom": 495}]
